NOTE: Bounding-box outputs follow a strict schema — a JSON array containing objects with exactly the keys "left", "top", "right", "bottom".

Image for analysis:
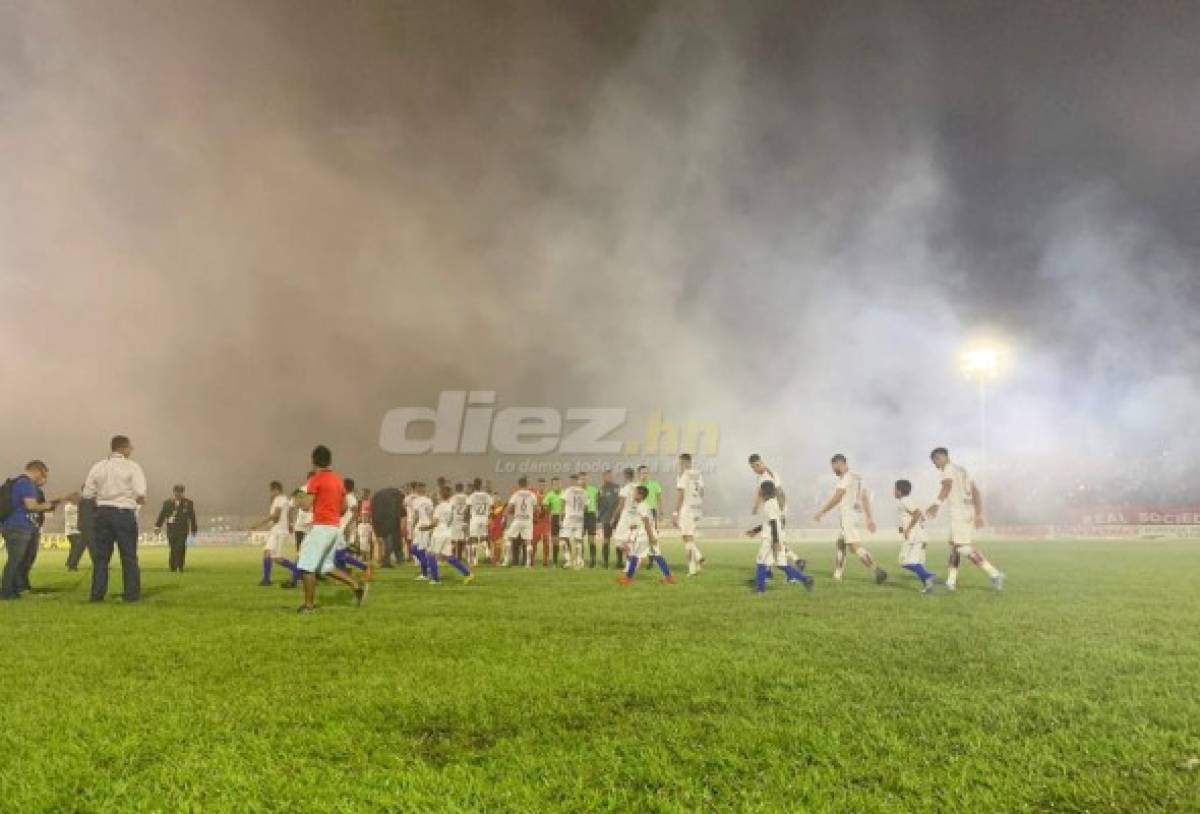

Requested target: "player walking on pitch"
[
  {"left": 427, "top": 485, "right": 475, "bottom": 585},
  {"left": 618, "top": 485, "right": 676, "bottom": 585},
  {"left": 813, "top": 454, "right": 887, "bottom": 584},
  {"left": 747, "top": 481, "right": 812, "bottom": 593},
  {"left": 673, "top": 453, "right": 706, "bottom": 576},
  {"left": 253, "top": 481, "right": 301, "bottom": 588},
  {"left": 894, "top": 479, "right": 937, "bottom": 593},
  {"left": 925, "top": 448, "right": 1005, "bottom": 591}
]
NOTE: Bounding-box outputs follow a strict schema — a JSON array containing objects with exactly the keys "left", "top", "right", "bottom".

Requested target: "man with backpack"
[{"left": 1, "top": 461, "right": 75, "bottom": 600}]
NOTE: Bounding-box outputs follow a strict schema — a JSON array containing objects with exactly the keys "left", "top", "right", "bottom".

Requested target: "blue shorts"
[{"left": 298, "top": 525, "right": 341, "bottom": 575}]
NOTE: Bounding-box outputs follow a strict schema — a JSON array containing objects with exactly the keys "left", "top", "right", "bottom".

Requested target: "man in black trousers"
[
  {"left": 83, "top": 435, "right": 148, "bottom": 603},
  {"left": 155, "top": 484, "right": 197, "bottom": 572}
]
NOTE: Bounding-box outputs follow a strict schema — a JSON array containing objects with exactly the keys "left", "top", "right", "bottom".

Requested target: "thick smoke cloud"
[{"left": 1, "top": 1, "right": 1197, "bottom": 519}]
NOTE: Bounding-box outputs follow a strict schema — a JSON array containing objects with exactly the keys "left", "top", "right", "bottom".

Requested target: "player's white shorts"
[
  {"left": 559, "top": 516, "right": 584, "bottom": 540},
  {"left": 506, "top": 519, "right": 533, "bottom": 541},
  {"left": 469, "top": 517, "right": 489, "bottom": 539},
  {"left": 430, "top": 527, "right": 453, "bottom": 557},
  {"left": 838, "top": 516, "right": 863, "bottom": 545},
  {"left": 899, "top": 539, "right": 927, "bottom": 566},
  {"left": 756, "top": 538, "right": 788, "bottom": 566},
  {"left": 613, "top": 515, "right": 638, "bottom": 545},
  {"left": 629, "top": 530, "right": 661, "bottom": 560},
  {"left": 949, "top": 516, "right": 975, "bottom": 546},
  {"left": 263, "top": 528, "right": 291, "bottom": 558},
  {"left": 678, "top": 507, "right": 701, "bottom": 536},
  {"left": 451, "top": 523, "right": 467, "bottom": 543},
  {"left": 413, "top": 528, "right": 432, "bottom": 551}
]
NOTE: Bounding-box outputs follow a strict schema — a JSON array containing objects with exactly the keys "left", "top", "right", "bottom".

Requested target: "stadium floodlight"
[{"left": 958, "top": 342, "right": 1007, "bottom": 472}]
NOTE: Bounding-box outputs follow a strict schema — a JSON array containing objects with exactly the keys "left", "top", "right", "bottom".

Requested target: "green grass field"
[{"left": 1, "top": 539, "right": 1198, "bottom": 813}]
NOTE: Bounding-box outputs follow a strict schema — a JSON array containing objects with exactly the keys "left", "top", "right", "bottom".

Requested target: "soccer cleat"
[
  {"left": 429, "top": 579, "right": 442, "bottom": 585},
  {"left": 922, "top": 576, "right": 937, "bottom": 594},
  {"left": 617, "top": 576, "right": 633, "bottom": 585},
  {"left": 258, "top": 580, "right": 271, "bottom": 587},
  {"left": 414, "top": 575, "right": 428, "bottom": 581},
  {"left": 281, "top": 582, "right": 297, "bottom": 589},
  {"left": 661, "top": 576, "right": 677, "bottom": 585},
  {"left": 463, "top": 574, "right": 475, "bottom": 586},
  {"left": 875, "top": 568, "right": 888, "bottom": 585},
  {"left": 991, "top": 573, "right": 1006, "bottom": 591},
  {"left": 945, "top": 582, "right": 957, "bottom": 592}
]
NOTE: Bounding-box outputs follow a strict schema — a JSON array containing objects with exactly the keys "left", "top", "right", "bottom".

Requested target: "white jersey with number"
[
  {"left": 562, "top": 486, "right": 588, "bottom": 521},
  {"left": 451, "top": 493, "right": 468, "bottom": 524},
  {"left": 940, "top": 462, "right": 976, "bottom": 521},
  {"left": 412, "top": 496, "right": 435, "bottom": 529},
  {"left": 677, "top": 468, "right": 704, "bottom": 510},
  {"left": 508, "top": 489, "right": 538, "bottom": 521},
  {"left": 468, "top": 491, "right": 492, "bottom": 520}
]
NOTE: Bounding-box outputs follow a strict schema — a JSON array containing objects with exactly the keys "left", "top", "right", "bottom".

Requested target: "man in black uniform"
[
  {"left": 155, "top": 484, "right": 197, "bottom": 572},
  {"left": 596, "top": 469, "right": 621, "bottom": 569},
  {"left": 370, "top": 486, "right": 404, "bottom": 567}
]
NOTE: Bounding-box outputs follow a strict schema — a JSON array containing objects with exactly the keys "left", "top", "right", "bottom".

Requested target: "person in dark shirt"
[
  {"left": 155, "top": 484, "right": 198, "bottom": 572},
  {"left": 1, "top": 461, "right": 74, "bottom": 600},
  {"left": 595, "top": 469, "right": 621, "bottom": 569}
]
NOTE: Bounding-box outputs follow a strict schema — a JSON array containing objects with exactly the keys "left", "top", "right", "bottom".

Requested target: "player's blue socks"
[
  {"left": 652, "top": 556, "right": 671, "bottom": 577},
  {"left": 262, "top": 558, "right": 272, "bottom": 582},
  {"left": 782, "top": 564, "right": 805, "bottom": 582},
  {"left": 756, "top": 564, "right": 770, "bottom": 593},
  {"left": 625, "top": 556, "right": 639, "bottom": 578},
  {"left": 903, "top": 563, "right": 934, "bottom": 581},
  {"left": 429, "top": 557, "right": 440, "bottom": 582},
  {"left": 277, "top": 558, "right": 301, "bottom": 582},
  {"left": 416, "top": 549, "right": 429, "bottom": 577},
  {"left": 446, "top": 556, "right": 470, "bottom": 576},
  {"left": 338, "top": 552, "right": 368, "bottom": 572}
]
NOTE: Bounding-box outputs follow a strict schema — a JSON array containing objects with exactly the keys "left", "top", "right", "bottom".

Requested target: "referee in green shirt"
[
  {"left": 543, "top": 477, "right": 565, "bottom": 565},
  {"left": 580, "top": 472, "right": 600, "bottom": 567},
  {"left": 636, "top": 465, "right": 663, "bottom": 524}
]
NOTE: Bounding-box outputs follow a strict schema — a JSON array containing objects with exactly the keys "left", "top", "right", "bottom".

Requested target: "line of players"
[
  {"left": 249, "top": 444, "right": 1004, "bottom": 609},
  {"left": 747, "top": 447, "right": 1006, "bottom": 594}
]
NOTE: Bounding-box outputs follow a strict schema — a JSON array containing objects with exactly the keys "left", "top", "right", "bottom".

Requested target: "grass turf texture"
[{"left": 0, "top": 540, "right": 1198, "bottom": 813}]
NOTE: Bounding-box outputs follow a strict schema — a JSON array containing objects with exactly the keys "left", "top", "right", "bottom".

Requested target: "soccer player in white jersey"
[
  {"left": 253, "top": 481, "right": 302, "bottom": 588},
  {"left": 334, "top": 478, "right": 372, "bottom": 582},
  {"left": 894, "top": 479, "right": 937, "bottom": 593},
  {"left": 403, "top": 481, "right": 419, "bottom": 565},
  {"left": 747, "top": 481, "right": 812, "bottom": 593},
  {"left": 505, "top": 477, "right": 538, "bottom": 568},
  {"left": 617, "top": 485, "right": 676, "bottom": 584},
  {"left": 748, "top": 453, "right": 803, "bottom": 569},
  {"left": 428, "top": 485, "right": 475, "bottom": 585},
  {"left": 814, "top": 454, "right": 887, "bottom": 584},
  {"left": 450, "top": 483, "right": 469, "bottom": 562},
  {"left": 466, "top": 478, "right": 492, "bottom": 566},
  {"left": 673, "top": 453, "right": 706, "bottom": 576},
  {"left": 609, "top": 468, "right": 638, "bottom": 569},
  {"left": 559, "top": 474, "right": 588, "bottom": 570},
  {"left": 338, "top": 478, "right": 359, "bottom": 551},
  {"left": 356, "top": 488, "right": 375, "bottom": 564},
  {"left": 925, "top": 447, "right": 1005, "bottom": 591},
  {"left": 410, "top": 483, "right": 435, "bottom": 581}
]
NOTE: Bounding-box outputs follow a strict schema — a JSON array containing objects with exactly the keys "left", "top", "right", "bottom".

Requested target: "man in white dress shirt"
[{"left": 82, "top": 435, "right": 148, "bottom": 603}]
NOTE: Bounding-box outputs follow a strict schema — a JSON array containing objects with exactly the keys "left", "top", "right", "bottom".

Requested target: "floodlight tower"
[{"left": 959, "top": 344, "right": 1003, "bottom": 472}]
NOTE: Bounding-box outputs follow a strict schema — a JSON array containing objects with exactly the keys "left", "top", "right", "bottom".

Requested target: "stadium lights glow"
[{"left": 959, "top": 344, "right": 1003, "bottom": 380}]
